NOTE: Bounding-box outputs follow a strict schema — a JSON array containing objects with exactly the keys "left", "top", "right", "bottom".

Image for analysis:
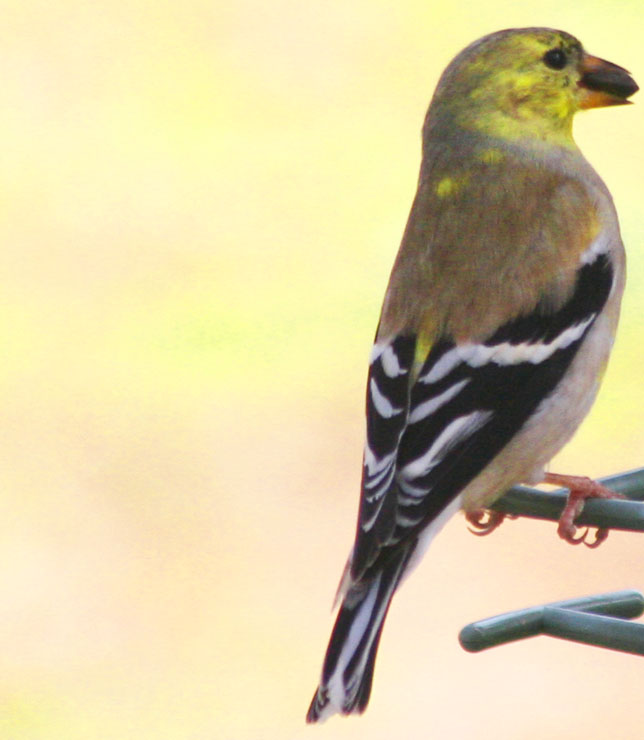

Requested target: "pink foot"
[
  {"left": 543, "top": 472, "right": 625, "bottom": 548},
  {"left": 465, "top": 509, "right": 512, "bottom": 537}
]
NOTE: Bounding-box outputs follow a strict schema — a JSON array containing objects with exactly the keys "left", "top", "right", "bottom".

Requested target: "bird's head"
[{"left": 426, "top": 28, "right": 638, "bottom": 147}]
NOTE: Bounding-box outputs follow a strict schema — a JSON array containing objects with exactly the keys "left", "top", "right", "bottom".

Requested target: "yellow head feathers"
[{"left": 424, "top": 28, "right": 638, "bottom": 147}]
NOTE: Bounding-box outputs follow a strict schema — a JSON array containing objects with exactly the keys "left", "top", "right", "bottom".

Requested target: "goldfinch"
[{"left": 306, "top": 28, "right": 638, "bottom": 722}]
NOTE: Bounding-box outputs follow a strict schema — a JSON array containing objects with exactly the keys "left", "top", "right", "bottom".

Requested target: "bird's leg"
[
  {"left": 465, "top": 509, "right": 514, "bottom": 536},
  {"left": 543, "top": 472, "right": 625, "bottom": 548}
]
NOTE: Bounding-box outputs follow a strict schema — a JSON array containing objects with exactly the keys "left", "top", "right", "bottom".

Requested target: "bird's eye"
[{"left": 543, "top": 48, "right": 568, "bottom": 70}]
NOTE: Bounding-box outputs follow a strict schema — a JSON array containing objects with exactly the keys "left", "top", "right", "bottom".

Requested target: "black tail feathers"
[{"left": 306, "top": 542, "right": 414, "bottom": 722}]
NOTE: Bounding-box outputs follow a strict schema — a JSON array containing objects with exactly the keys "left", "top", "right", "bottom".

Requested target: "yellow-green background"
[{"left": 3, "top": 1, "right": 644, "bottom": 738}]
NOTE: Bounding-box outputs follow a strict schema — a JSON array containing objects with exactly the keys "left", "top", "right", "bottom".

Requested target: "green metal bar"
[
  {"left": 459, "top": 606, "right": 544, "bottom": 652},
  {"left": 491, "top": 467, "right": 644, "bottom": 532},
  {"left": 461, "top": 471, "right": 644, "bottom": 657},
  {"left": 597, "top": 468, "right": 644, "bottom": 498},
  {"left": 543, "top": 607, "right": 644, "bottom": 656},
  {"left": 459, "top": 590, "right": 644, "bottom": 653},
  {"left": 563, "top": 589, "right": 644, "bottom": 618}
]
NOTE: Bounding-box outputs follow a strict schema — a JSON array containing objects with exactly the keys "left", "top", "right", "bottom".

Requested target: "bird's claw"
[
  {"left": 547, "top": 472, "right": 624, "bottom": 549},
  {"left": 557, "top": 522, "right": 610, "bottom": 548},
  {"left": 466, "top": 509, "right": 511, "bottom": 536}
]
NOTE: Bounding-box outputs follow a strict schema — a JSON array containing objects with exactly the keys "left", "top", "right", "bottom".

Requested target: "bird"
[{"left": 306, "top": 27, "right": 638, "bottom": 723}]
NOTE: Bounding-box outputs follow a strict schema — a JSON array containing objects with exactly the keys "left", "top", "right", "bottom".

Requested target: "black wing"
[{"left": 352, "top": 253, "right": 614, "bottom": 577}]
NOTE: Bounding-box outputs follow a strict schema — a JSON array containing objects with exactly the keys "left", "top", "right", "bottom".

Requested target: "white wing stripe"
[
  {"left": 397, "top": 479, "right": 428, "bottom": 500},
  {"left": 394, "top": 511, "right": 425, "bottom": 528},
  {"left": 381, "top": 345, "right": 404, "bottom": 377},
  {"left": 361, "top": 492, "right": 387, "bottom": 531},
  {"left": 580, "top": 230, "right": 610, "bottom": 265},
  {"left": 363, "top": 445, "right": 395, "bottom": 477},
  {"left": 418, "top": 347, "right": 461, "bottom": 384},
  {"left": 369, "top": 378, "right": 404, "bottom": 418},
  {"left": 369, "top": 343, "right": 386, "bottom": 364},
  {"left": 364, "top": 460, "right": 394, "bottom": 489},
  {"left": 419, "top": 317, "right": 595, "bottom": 385},
  {"left": 409, "top": 379, "right": 470, "bottom": 423},
  {"left": 400, "top": 411, "right": 492, "bottom": 481},
  {"left": 465, "top": 317, "right": 595, "bottom": 367},
  {"left": 364, "top": 468, "right": 395, "bottom": 503}
]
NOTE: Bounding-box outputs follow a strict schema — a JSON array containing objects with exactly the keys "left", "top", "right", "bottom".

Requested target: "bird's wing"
[{"left": 351, "top": 250, "right": 614, "bottom": 577}]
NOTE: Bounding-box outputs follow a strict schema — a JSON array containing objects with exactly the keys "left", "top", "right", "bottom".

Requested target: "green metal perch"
[
  {"left": 491, "top": 466, "right": 644, "bottom": 532},
  {"left": 460, "top": 590, "right": 644, "bottom": 653},
  {"left": 460, "top": 468, "right": 644, "bottom": 656}
]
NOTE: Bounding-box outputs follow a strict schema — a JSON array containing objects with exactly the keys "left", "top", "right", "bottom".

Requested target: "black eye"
[{"left": 543, "top": 48, "right": 568, "bottom": 70}]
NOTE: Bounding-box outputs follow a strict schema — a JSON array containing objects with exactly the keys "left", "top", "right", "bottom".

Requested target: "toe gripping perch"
[{"left": 460, "top": 468, "right": 644, "bottom": 656}]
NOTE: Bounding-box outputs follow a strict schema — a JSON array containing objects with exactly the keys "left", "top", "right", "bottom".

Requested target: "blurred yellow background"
[{"left": 2, "top": 1, "right": 644, "bottom": 738}]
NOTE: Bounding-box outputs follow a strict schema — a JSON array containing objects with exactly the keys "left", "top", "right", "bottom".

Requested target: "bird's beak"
[{"left": 578, "top": 53, "right": 639, "bottom": 109}]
